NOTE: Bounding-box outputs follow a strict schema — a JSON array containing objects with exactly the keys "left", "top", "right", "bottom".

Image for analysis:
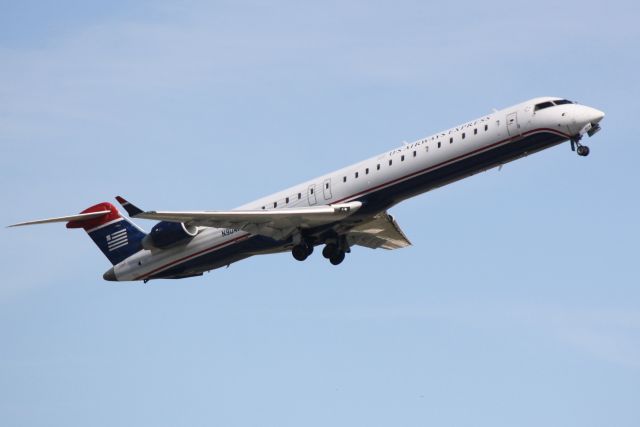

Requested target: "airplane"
[{"left": 8, "top": 97, "right": 605, "bottom": 282}]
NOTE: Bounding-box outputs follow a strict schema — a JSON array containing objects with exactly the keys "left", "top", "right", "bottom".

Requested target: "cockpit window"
[
  {"left": 534, "top": 99, "right": 575, "bottom": 112},
  {"left": 534, "top": 101, "right": 555, "bottom": 112}
]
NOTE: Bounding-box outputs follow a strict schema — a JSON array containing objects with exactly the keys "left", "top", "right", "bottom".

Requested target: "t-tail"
[{"left": 8, "top": 202, "right": 146, "bottom": 266}]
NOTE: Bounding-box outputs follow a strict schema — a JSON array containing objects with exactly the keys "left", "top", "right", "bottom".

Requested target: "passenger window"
[
  {"left": 450, "top": 137, "right": 453, "bottom": 144},
  {"left": 343, "top": 176, "right": 346, "bottom": 183},
  {"left": 377, "top": 164, "right": 380, "bottom": 170},
  {"left": 401, "top": 155, "right": 405, "bottom": 161},
  {"left": 413, "top": 150, "right": 417, "bottom": 157},
  {"left": 273, "top": 202, "right": 277, "bottom": 208},
  {"left": 325, "top": 183, "right": 329, "bottom": 189},
  {"left": 355, "top": 172, "right": 359, "bottom": 178},
  {"left": 286, "top": 197, "right": 289, "bottom": 203},
  {"left": 366, "top": 168, "right": 369, "bottom": 174},
  {"left": 474, "top": 128, "right": 477, "bottom": 135},
  {"left": 262, "top": 206, "right": 265, "bottom": 210},
  {"left": 484, "top": 124, "right": 488, "bottom": 131},
  {"left": 437, "top": 142, "right": 441, "bottom": 148},
  {"left": 298, "top": 193, "right": 301, "bottom": 199},
  {"left": 389, "top": 159, "right": 392, "bottom": 166},
  {"left": 462, "top": 133, "right": 466, "bottom": 139}
]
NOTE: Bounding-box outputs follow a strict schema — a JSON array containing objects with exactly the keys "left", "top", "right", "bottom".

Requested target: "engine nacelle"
[{"left": 142, "top": 221, "right": 198, "bottom": 250}]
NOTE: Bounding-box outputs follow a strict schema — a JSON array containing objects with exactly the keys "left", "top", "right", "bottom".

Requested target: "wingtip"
[
  {"left": 115, "top": 196, "right": 144, "bottom": 217},
  {"left": 7, "top": 222, "right": 26, "bottom": 228}
]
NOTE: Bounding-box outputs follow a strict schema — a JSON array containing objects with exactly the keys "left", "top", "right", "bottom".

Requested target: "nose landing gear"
[
  {"left": 576, "top": 145, "right": 590, "bottom": 156},
  {"left": 570, "top": 136, "right": 590, "bottom": 157}
]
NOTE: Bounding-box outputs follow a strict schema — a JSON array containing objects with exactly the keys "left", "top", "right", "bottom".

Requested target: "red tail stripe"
[{"left": 66, "top": 202, "right": 122, "bottom": 230}]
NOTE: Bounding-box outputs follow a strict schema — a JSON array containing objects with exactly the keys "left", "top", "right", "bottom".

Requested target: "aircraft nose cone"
[
  {"left": 589, "top": 108, "right": 605, "bottom": 124},
  {"left": 103, "top": 267, "right": 116, "bottom": 281}
]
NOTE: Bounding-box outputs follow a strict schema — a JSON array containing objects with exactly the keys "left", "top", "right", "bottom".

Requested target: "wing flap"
[{"left": 347, "top": 212, "right": 411, "bottom": 250}]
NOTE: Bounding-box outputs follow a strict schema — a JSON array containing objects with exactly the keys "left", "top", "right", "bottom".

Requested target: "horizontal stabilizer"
[
  {"left": 8, "top": 202, "right": 147, "bottom": 266},
  {"left": 8, "top": 210, "right": 111, "bottom": 227}
]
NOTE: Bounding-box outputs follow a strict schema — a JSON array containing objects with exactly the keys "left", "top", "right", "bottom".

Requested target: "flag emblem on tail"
[{"left": 106, "top": 229, "right": 128, "bottom": 251}]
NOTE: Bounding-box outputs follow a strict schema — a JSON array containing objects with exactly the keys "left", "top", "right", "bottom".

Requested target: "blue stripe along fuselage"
[{"left": 147, "top": 129, "right": 568, "bottom": 279}]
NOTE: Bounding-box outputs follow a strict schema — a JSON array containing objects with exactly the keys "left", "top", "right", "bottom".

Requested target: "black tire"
[
  {"left": 577, "top": 145, "right": 590, "bottom": 156},
  {"left": 322, "top": 244, "right": 338, "bottom": 259},
  {"left": 329, "top": 251, "right": 345, "bottom": 265},
  {"left": 306, "top": 244, "right": 314, "bottom": 256},
  {"left": 292, "top": 245, "right": 308, "bottom": 261}
]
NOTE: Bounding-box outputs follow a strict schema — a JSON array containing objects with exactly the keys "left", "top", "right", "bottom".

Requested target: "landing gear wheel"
[
  {"left": 292, "top": 244, "right": 309, "bottom": 261},
  {"left": 322, "top": 244, "right": 338, "bottom": 259},
  {"left": 571, "top": 136, "right": 590, "bottom": 157},
  {"left": 329, "top": 251, "right": 345, "bottom": 265},
  {"left": 577, "top": 145, "right": 590, "bottom": 157},
  {"left": 292, "top": 242, "right": 314, "bottom": 261}
]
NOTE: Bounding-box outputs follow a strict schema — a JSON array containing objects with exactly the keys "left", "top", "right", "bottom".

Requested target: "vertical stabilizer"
[{"left": 66, "top": 202, "right": 146, "bottom": 265}]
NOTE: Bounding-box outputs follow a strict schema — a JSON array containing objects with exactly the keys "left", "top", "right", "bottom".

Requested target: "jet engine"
[{"left": 142, "top": 221, "right": 198, "bottom": 250}]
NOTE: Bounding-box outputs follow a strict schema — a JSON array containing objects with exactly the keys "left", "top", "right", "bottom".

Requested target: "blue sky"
[{"left": 1, "top": 1, "right": 639, "bottom": 426}]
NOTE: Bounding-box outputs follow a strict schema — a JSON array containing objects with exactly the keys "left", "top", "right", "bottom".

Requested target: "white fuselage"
[{"left": 113, "top": 97, "right": 604, "bottom": 281}]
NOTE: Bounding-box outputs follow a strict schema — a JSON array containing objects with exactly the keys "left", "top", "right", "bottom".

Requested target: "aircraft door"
[
  {"left": 507, "top": 112, "right": 520, "bottom": 136},
  {"left": 308, "top": 184, "right": 317, "bottom": 205},
  {"left": 323, "top": 179, "right": 332, "bottom": 200}
]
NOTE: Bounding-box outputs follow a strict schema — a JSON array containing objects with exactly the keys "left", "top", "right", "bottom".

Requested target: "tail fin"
[
  {"left": 66, "top": 202, "right": 147, "bottom": 265},
  {"left": 9, "top": 202, "right": 147, "bottom": 265}
]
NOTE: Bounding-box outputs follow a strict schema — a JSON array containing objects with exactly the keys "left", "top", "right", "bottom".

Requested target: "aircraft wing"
[
  {"left": 346, "top": 212, "right": 412, "bottom": 250},
  {"left": 116, "top": 196, "right": 363, "bottom": 240}
]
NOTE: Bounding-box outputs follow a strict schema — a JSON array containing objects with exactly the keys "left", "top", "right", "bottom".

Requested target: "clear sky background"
[{"left": 1, "top": 1, "right": 639, "bottom": 426}]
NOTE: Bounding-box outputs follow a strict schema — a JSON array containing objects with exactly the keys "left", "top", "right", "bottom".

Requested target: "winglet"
[{"left": 115, "top": 196, "right": 144, "bottom": 217}]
